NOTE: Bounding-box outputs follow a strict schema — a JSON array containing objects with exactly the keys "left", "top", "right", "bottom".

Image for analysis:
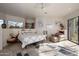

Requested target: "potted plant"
[{"left": 1, "top": 20, "right": 7, "bottom": 29}]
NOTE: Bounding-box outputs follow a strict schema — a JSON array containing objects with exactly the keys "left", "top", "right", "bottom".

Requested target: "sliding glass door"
[{"left": 68, "top": 17, "right": 79, "bottom": 44}]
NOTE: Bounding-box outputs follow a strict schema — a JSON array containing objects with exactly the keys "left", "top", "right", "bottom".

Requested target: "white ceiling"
[{"left": 0, "top": 3, "right": 79, "bottom": 18}]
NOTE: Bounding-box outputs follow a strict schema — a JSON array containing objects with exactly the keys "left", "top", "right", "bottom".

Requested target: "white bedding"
[{"left": 18, "top": 32, "right": 46, "bottom": 48}]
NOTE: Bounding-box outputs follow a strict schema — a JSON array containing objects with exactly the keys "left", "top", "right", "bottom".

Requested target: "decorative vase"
[
  {"left": 1, "top": 23, "right": 7, "bottom": 29},
  {"left": 1, "top": 20, "right": 7, "bottom": 29}
]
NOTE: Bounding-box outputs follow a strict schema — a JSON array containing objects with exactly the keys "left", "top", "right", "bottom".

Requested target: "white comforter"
[{"left": 18, "top": 33, "right": 46, "bottom": 48}]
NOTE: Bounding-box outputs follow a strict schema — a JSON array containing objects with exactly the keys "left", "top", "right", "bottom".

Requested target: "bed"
[{"left": 18, "top": 31, "right": 46, "bottom": 48}]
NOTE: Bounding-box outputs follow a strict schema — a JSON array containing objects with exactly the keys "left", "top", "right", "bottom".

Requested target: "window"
[
  {"left": 8, "top": 21, "right": 23, "bottom": 28},
  {"left": 0, "top": 20, "right": 4, "bottom": 28},
  {"left": 16, "top": 22, "right": 23, "bottom": 28}
]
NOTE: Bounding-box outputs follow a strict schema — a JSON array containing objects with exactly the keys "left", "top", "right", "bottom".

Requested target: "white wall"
[
  {"left": 36, "top": 17, "right": 65, "bottom": 35},
  {"left": 25, "top": 18, "right": 35, "bottom": 23},
  {"left": 2, "top": 29, "right": 9, "bottom": 47},
  {"left": 0, "top": 13, "right": 7, "bottom": 20},
  {"left": 0, "top": 29, "right": 2, "bottom": 50}
]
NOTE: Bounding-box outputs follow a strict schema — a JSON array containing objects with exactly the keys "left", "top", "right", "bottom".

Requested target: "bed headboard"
[{"left": 21, "top": 29, "right": 37, "bottom": 34}]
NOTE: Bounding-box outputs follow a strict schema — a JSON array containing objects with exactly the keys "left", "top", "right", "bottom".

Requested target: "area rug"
[{"left": 58, "top": 46, "right": 77, "bottom": 56}]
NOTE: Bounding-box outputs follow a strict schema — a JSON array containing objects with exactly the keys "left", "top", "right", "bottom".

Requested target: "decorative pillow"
[{"left": 9, "top": 33, "right": 16, "bottom": 37}]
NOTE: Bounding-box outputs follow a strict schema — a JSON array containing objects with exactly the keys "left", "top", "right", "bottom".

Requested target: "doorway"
[{"left": 68, "top": 17, "right": 79, "bottom": 44}]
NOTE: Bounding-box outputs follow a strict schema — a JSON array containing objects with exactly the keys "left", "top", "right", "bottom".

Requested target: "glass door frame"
[{"left": 67, "top": 16, "right": 79, "bottom": 45}]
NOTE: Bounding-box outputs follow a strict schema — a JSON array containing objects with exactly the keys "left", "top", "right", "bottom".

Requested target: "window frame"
[{"left": 7, "top": 20, "right": 24, "bottom": 29}]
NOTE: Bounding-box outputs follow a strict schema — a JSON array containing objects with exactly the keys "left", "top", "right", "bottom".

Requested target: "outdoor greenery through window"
[{"left": 8, "top": 21, "right": 23, "bottom": 28}]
